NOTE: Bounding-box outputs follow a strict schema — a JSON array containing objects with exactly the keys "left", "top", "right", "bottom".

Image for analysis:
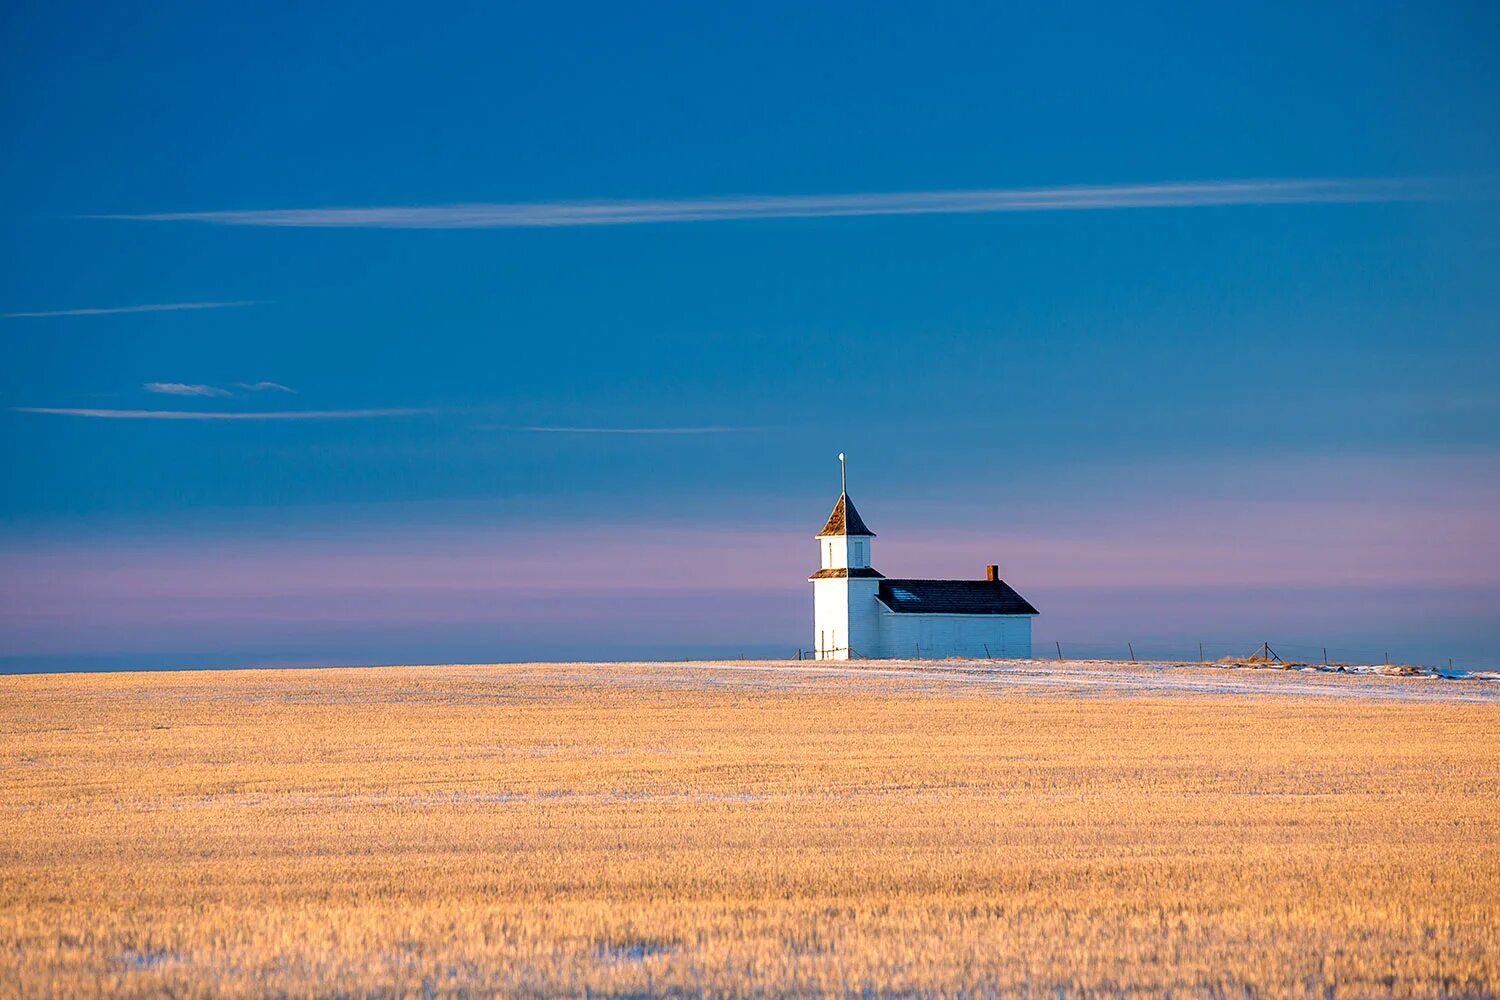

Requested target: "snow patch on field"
[{"left": 474, "top": 657, "right": 1500, "bottom": 704}]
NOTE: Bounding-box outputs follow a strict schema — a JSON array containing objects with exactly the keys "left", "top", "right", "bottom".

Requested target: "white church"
[{"left": 810, "top": 457, "right": 1037, "bottom": 660}]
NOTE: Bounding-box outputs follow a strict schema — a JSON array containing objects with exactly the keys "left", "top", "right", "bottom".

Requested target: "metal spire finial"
[{"left": 838, "top": 452, "right": 846, "bottom": 495}]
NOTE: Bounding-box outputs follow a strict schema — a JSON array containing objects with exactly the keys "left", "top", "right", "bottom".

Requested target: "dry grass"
[{"left": 1, "top": 661, "right": 1497, "bottom": 998}]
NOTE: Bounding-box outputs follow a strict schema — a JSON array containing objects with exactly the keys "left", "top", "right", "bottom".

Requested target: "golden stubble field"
[{"left": 1, "top": 661, "right": 1497, "bottom": 998}]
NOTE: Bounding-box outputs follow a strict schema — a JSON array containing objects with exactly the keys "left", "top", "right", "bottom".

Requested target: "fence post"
[
  {"left": 1198, "top": 642, "right": 1203, "bottom": 663},
  {"left": 1323, "top": 647, "right": 1328, "bottom": 665},
  {"left": 1056, "top": 641, "right": 1062, "bottom": 661},
  {"left": 1128, "top": 642, "right": 1135, "bottom": 662}
]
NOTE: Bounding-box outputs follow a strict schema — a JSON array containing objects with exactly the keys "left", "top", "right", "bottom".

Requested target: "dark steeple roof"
[
  {"left": 808, "top": 566, "right": 886, "bottom": 580},
  {"left": 816, "top": 493, "right": 876, "bottom": 537}
]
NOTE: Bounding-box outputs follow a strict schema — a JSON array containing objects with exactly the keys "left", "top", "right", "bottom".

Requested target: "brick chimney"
[{"left": 986, "top": 564, "right": 999, "bottom": 582}]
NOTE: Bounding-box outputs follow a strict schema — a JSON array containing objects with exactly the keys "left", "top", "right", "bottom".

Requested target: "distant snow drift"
[{"left": 92, "top": 178, "right": 1439, "bottom": 230}]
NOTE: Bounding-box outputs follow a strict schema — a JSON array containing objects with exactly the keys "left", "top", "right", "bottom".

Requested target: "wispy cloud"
[
  {"left": 142, "top": 380, "right": 297, "bottom": 397},
  {"left": 88, "top": 177, "right": 1440, "bottom": 230},
  {"left": 483, "top": 425, "right": 756, "bottom": 434},
  {"left": 1, "top": 300, "right": 263, "bottom": 319},
  {"left": 12, "top": 407, "right": 432, "bottom": 421},
  {"left": 144, "top": 382, "right": 234, "bottom": 398}
]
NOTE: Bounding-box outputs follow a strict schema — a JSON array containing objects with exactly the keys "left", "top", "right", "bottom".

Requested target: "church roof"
[
  {"left": 876, "top": 579, "right": 1039, "bottom": 616},
  {"left": 816, "top": 493, "right": 876, "bottom": 537},
  {"left": 808, "top": 567, "right": 886, "bottom": 580}
]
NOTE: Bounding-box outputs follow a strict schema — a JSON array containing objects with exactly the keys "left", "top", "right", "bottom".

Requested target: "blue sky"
[{"left": 2, "top": 2, "right": 1498, "bottom": 670}]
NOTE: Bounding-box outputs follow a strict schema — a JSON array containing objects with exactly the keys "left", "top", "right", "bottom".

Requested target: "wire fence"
[
  {"left": 1036, "top": 639, "right": 1481, "bottom": 671},
  {"left": 793, "top": 638, "right": 1489, "bottom": 671}
]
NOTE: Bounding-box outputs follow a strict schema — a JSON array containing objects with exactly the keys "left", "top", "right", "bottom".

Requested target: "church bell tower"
[{"left": 808, "top": 453, "right": 883, "bottom": 659}]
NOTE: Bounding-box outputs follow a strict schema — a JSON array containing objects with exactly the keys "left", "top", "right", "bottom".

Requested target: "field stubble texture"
[{"left": 1, "top": 659, "right": 1497, "bottom": 998}]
